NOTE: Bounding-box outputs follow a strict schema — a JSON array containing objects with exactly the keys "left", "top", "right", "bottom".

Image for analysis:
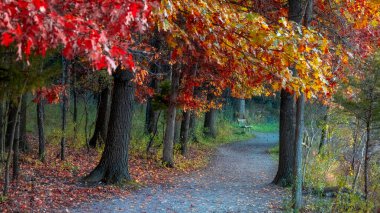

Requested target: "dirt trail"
[{"left": 73, "top": 132, "right": 286, "bottom": 213}]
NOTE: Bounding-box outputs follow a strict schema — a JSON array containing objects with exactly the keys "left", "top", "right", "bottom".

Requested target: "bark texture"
[
  {"left": 84, "top": 70, "right": 135, "bottom": 184},
  {"left": 18, "top": 95, "right": 28, "bottom": 152},
  {"left": 204, "top": 109, "right": 217, "bottom": 138},
  {"left": 37, "top": 100, "right": 46, "bottom": 162},
  {"left": 273, "top": 89, "right": 296, "bottom": 186},
  {"left": 180, "top": 111, "right": 191, "bottom": 155},
  {"left": 3, "top": 97, "right": 22, "bottom": 195},
  {"left": 293, "top": 93, "right": 305, "bottom": 210},
  {"left": 162, "top": 68, "right": 180, "bottom": 167},
  {"left": 12, "top": 116, "right": 20, "bottom": 181},
  {"left": 89, "top": 86, "right": 112, "bottom": 148}
]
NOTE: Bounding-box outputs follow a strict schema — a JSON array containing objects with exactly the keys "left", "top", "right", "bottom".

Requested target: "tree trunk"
[
  {"left": 12, "top": 114, "right": 20, "bottom": 181},
  {"left": 233, "top": 98, "right": 246, "bottom": 120},
  {"left": 204, "top": 109, "right": 217, "bottom": 138},
  {"left": 189, "top": 112, "right": 198, "bottom": 142},
  {"left": 364, "top": 119, "right": 370, "bottom": 201},
  {"left": 318, "top": 107, "right": 329, "bottom": 153},
  {"left": 60, "top": 57, "right": 69, "bottom": 161},
  {"left": 293, "top": 93, "right": 305, "bottom": 211},
  {"left": 162, "top": 68, "right": 180, "bottom": 167},
  {"left": 73, "top": 72, "right": 78, "bottom": 143},
  {"left": 145, "top": 98, "right": 160, "bottom": 135},
  {"left": 180, "top": 110, "right": 191, "bottom": 155},
  {"left": 0, "top": 100, "right": 7, "bottom": 158},
  {"left": 3, "top": 97, "right": 22, "bottom": 196},
  {"left": 89, "top": 86, "right": 112, "bottom": 148},
  {"left": 273, "top": 89, "right": 296, "bottom": 186},
  {"left": 353, "top": 136, "right": 366, "bottom": 192},
  {"left": 84, "top": 70, "right": 135, "bottom": 184},
  {"left": 173, "top": 111, "right": 182, "bottom": 144},
  {"left": 37, "top": 100, "right": 46, "bottom": 162},
  {"left": 145, "top": 32, "right": 161, "bottom": 135},
  {"left": 5, "top": 104, "right": 18, "bottom": 148},
  {"left": 19, "top": 95, "right": 28, "bottom": 152}
]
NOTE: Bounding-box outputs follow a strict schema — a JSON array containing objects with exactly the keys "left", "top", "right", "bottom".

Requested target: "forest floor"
[{"left": 72, "top": 132, "right": 287, "bottom": 213}]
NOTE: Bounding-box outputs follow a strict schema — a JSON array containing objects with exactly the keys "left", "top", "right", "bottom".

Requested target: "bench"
[{"left": 237, "top": 118, "right": 253, "bottom": 132}]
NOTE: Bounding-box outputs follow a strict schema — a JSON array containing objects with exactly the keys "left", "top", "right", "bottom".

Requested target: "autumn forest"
[{"left": 0, "top": 0, "right": 380, "bottom": 212}]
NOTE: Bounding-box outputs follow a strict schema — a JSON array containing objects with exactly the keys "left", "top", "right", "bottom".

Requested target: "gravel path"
[{"left": 73, "top": 132, "right": 286, "bottom": 213}]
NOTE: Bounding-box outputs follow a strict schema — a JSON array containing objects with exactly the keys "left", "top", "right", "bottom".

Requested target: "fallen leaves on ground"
[{"left": 0, "top": 135, "right": 211, "bottom": 212}]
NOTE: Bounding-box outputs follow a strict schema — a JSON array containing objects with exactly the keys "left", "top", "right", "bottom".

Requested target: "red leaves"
[
  {"left": 0, "top": 0, "right": 156, "bottom": 72},
  {"left": 33, "top": 0, "right": 47, "bottom": 12},
  {"left": 94, "top": 56, "right": 108, "bottom": 70},
  {"left": 130, "top": 3, "right": 140, "bottom": 18},
  {"left": 24, "top": 38, "right": 33, "bottom": 56},
  {"left": 1, "top": 32, "right": 13, "bottom": 46},
  {"left": 110, "top": 46, "right": 127, "bottom": 58},
  {"left": 33, "top": 85, "right": 65, "bottom": 104}
]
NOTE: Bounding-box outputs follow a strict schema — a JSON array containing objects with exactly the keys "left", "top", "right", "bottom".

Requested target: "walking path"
[{"left": 73, "top": 132, "right": 286, "bottom": 213}]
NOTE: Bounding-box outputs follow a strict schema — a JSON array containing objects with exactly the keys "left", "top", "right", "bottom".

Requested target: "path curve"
[{"left": 73, "top": 132, "right": 286, "bottom": 213}]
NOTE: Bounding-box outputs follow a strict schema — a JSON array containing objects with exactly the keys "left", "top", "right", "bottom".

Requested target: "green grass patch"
[{"left": 250, "top": 122, "right": 278, "bottom": 133}]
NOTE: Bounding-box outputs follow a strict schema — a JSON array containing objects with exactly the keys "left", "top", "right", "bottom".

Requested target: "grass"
[{"left": 250, "top": 122, "right": 278, "bottom": 133}]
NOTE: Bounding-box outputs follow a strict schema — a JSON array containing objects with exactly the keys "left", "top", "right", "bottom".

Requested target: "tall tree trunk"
[
  {"left": 162, "top": 68, "right": 180, "bottom": 167},
  {"left": 364, "top": 119, "right": 371, "bottom": 201},
  {"left": 89, "top": 86, "right": 112, "bottom": 148},
  {"left": 145, "top": 31, "right": 161, "bottom": 135},
  {"left": 180, "top": 110, "right": 191, "bottom": 155},
  {"left": 19, "top": 95, "right": 28, "bottom": 152},
  {"left": 204, "top": 109, "right": 217, "bottom": 138},
  {"left": 3, "top": 97, "right": 22, "bottom": 196},
  {"left": 12, "top": 114, "right": 20, "bottom": 181},
  {"left": 293, "top": 93, "right": 305, "bottom": 211},
  {"left": 37, "top": 100, "right": 46, "bottom": 162},
  {"left": 273, "top": 0, "right": 305, "bottom": 188},
  {"left": 292, "top": 0, "right": 312, "bottom": 210},
  {"left": 73, "top": 72, "right": 78, "bottom": 143},
  {"left": 84, "top": 69, "right": 135, "bottom": 184},
  {"left": 273, "top": 90, "right": 296, "bottom": 186},
  {"left": 60, "top": 57, "right": 69, "bottom": 161}
]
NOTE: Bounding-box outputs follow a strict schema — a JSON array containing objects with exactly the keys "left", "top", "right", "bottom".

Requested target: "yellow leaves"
[
  {"left": 278, "top": 17, "right": 288, "bottom": 28},
  {"left": 271, "top": 82, "right": 281, "bottom": 91},
  {"left": 261, "top": 23, "right": 269, "bottom": 30},
  {"left": 320, "top": 38, "right": 329, "bottom": 54}
]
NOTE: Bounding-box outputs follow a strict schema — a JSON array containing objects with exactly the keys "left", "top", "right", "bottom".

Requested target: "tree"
[
  {"left": 84, "top": 69, "right": 136, "bottom": 183},
  {"left": 89, "top": 85, "right": 112, "bottom": 148},
  {"left": 1, "top": 0, "right": 155, "bottom": 184},
  {"left": 37, "top": 98, "right": 46, "bottom": 162},
  {"left": 19, "top": 95, "right": 28, "bottom": 152},
  {"left": 60, "top": 57, "right": 69, "bottom": 160},
  {"left": 162, "top": 66, "right": 180, "bottom": 167},
  {"left": 335, "top": 54, "right": 380, "bottom": 203},
  {"left": 273, "top": 90, "right": 296, "bottom": 186},
  {"left": 180, "top": 110, "right": 191, "bottom": 155}
]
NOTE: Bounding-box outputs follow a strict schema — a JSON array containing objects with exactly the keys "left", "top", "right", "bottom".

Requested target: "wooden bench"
[{"left": 237, "top": 118, "right": 253, "bottom": 132}]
